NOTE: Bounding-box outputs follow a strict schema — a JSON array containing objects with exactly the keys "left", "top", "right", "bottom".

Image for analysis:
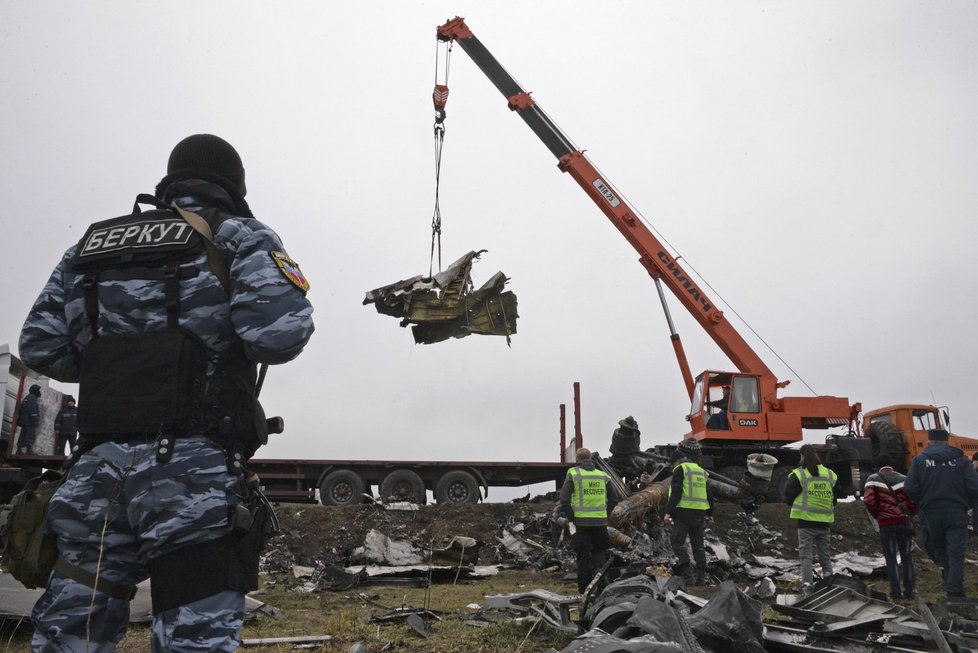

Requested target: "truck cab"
[{"left": 863, "top": 404, "right": 978, "bottom": 472}]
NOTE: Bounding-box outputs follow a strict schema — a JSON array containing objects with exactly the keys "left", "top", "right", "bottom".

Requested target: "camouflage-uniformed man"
[{"left": 19, "top": 134, "right": 314, "bottom": 652}]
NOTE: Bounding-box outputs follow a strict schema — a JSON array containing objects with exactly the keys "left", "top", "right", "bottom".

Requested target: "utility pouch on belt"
[
  {"left": 148, "top": 488, "right": 279, "bottom": 614},
  {"left": 0, "top": 469, "right": 65, "bottom": 588}
]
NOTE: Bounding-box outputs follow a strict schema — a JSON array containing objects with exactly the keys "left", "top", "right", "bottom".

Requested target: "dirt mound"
[
  {"left": 270, "top": 497, "right": 885, "bottom": 572},
  {"left": 272, "top": 500, "right": 558, "bottom": 567}
]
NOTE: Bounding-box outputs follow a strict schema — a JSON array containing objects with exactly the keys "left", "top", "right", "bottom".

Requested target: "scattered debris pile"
[
  {"left": 495, "top": 575, "right": 767, "bottom": 652},
  {"left": 5, "top": 499, "right": 975, "bottom": 650},
  {"left": 247, "top": 499, "right": 978, "bottom": 651},
  {"left": 265, "top": 500, "right": 889, "bottom": 592},
  {"left": 363, "top": 250, "right": 518, "bottom": 344},
  {"left": 527, "top": 570, "right": 978, "bottom": 652}
]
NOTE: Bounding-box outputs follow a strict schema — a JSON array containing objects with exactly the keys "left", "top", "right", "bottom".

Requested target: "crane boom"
[{"left": 437, "top": 17, "right": 774, "bottom": 381}]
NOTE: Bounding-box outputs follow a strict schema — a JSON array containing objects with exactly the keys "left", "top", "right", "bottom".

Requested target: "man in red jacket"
[{"left": 863, "top": 455, "right": 917, "bottom": 599}]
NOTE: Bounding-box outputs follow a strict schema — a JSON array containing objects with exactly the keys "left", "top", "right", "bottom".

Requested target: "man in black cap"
[
  {"left": 662, "top": 439, "right": 715, "bottom": 585},
  {"left": 15, "top": 384, "right": 41, "bottom": 455},
  {"left": 54, "top": 395, "right": 78, "bottom": 456},
  {"left": 560, "top": 447, "right": 620, "bottom": 593},
  {"left": 905, "top": 429, "right": 978, "bottom": 598},
  {"left": 20, "top": 134, "right": 314, "bottom": 651}
]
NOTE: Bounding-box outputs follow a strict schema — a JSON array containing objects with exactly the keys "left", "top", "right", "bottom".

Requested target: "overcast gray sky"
[{"left": 3, "top": 2, "right": 976, "bottom": 497}]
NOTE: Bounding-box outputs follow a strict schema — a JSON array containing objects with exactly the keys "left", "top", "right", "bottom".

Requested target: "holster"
[{"left": 148, "top": 488, "right": 279, "bottom": 615}]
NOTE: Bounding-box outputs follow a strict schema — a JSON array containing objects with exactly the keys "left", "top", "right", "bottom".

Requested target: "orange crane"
[
  {"left": 434, "top": 17, "right": 975, "bottom": 493},
  {"left": 435, "top": 19, "right": 857, "bottom": 438}
]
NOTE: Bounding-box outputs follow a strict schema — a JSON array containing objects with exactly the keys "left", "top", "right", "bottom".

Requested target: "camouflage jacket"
[{"left": 18, "top": 180, "right": 314, "bottom": 383}]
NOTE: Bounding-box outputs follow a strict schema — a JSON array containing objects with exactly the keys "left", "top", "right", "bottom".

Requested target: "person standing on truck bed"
[
  {"left": 15, "top": 384, "right": 42, "bottom": 455},
  {"left": 904, "top": 429, "right": 978, "bottom": 598},
  {"left": 18, "top": 134, "right": 314, "bottom": 652},
  {"left": 54, "top": 395, "right": 78, "bottom": 456},
  {"left": 662, "top": 439, "right": 715, "bottom": 585},
  {"left": 784, "top": 445, "right": 838, "bottom": 593},
  {"left": 560, "top": 447, "right": 620, "bottom": 594}
]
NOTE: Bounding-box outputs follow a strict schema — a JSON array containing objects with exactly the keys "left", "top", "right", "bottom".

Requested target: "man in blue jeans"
[
  {"left": 863, "top": 455, "right": 917, "bottom": 599},
  {"left": 972, "top": 452, "right": 978, "bottom": 534},
  {"left": 905, "top": 429, "right": 978, "bottom": 598}
]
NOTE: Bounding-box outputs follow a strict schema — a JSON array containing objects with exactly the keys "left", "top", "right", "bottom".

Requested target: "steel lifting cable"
[
  {"left": 591, "top": 161, "right": 819, "bottom": 396},
  {"left": 491, "top": 54, "right": 813, "bottom": 390},
  {"left": 429, "top": 39, "right": 453, "bottom": 277}
]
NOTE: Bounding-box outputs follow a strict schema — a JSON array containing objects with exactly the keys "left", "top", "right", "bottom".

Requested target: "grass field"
[{"left": 1, "top": 569, "right": 580, "bottom": 653}]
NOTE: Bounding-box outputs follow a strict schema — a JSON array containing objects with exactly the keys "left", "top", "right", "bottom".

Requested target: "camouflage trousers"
[{"left": 31, "top": 436, "right": 247, "bottom": 653}]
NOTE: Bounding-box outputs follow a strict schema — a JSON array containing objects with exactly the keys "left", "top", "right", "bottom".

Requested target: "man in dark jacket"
[
  {"left": 971, "top": 451, "right": 978, "bottom": 534},
  {"left": 905, "top": 429, "right": 978, "bottom": 598},
  {"left": 560, "top": 448, "right": 620, "bottom": 593},
  {"left": 54, "top": 395, "right": 78, "bottom": 455},
  {"left": 15, "top": 384, "right": 42, "bottom": 455},
  {"left": 863, "top": 455, "right": 917, "bottom": 598},
  {"left": 663, "top": 439, "right": 715, "bottom": 585}
]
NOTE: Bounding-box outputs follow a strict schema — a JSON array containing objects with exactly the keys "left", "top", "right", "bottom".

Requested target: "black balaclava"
[{"left": 154, "top": 134, "right": 253, "bottom": 217}]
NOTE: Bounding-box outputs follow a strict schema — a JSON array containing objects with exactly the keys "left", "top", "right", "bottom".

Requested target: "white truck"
[{"left": 0, "top": 344, "right": 64, "bottom": 503}]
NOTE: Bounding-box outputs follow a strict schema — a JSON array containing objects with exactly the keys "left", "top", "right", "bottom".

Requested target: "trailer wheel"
[
  {"left": 435, "top": 470, "right": 481, "bottom": 504},
  {"left": 320, "top": 470, "right": 366, "bottom": 506},
  {"left": 379, "top": 469, "right": 427, "bottom": 504}
]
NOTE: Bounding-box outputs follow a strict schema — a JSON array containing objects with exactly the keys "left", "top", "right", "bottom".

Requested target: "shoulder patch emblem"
[{"left": 270, "top": 251, "right": 310, "bottom": 293}]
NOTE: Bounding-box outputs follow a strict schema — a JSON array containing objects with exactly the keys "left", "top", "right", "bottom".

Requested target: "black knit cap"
[
  {"left": 166, "top": 134, "right": 246, "bottom": 196},
  {"left": 928, "top": 429, "right": 949, "bottom": 442}
]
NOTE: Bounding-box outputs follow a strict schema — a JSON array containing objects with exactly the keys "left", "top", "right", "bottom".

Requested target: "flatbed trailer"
[
  {"left": 1, "top": 346, "right": 586, "bottom": 506},
  {"left": 249, "top": 457, "right": 573, "bottom": 505},
  {"left": 251, "top": 383, "right": 586, "bottom": 505}
]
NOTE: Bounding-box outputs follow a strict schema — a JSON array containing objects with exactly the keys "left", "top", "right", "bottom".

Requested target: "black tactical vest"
[{"left": 69, "top": 194, "right": 267, "bottom": 457}]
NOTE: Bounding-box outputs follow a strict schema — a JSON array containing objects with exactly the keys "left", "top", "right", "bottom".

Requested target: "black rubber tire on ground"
[
  {"left": 379, "top": 469, "right": 427, "bottom": 504},
  {"left": 320, "top": 469, "right": 366, "bottom": 506},
  {"left": 434, "top": 470, "right": 481, "bottom": 504},
  {"left": 766, "top": 466, "right": 792, "bottom": 502}
]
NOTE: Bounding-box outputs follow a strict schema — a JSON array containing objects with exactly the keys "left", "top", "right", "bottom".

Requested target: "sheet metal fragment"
[{"left": 363, "top": 250, "right": 518, "bottom": 344}]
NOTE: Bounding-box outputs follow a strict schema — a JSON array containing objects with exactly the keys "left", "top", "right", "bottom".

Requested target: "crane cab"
[{"left": 687, "top": 371, "right": 768, "bottom": 443}]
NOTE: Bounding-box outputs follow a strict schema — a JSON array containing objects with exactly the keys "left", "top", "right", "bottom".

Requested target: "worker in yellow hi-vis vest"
[
  {"left": 559, "top": 447, "right": 621, "bottom": 594},
  {"left": 784, "top": 444, "right": 839, "bottom": 593},
  {"left": 663, "top": 439, "right": 715, "bottom": 585}
]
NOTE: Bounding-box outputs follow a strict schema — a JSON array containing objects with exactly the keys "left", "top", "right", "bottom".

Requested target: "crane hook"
[{"left": 433, "top": 84, "right": 449, "bottom": 125}]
